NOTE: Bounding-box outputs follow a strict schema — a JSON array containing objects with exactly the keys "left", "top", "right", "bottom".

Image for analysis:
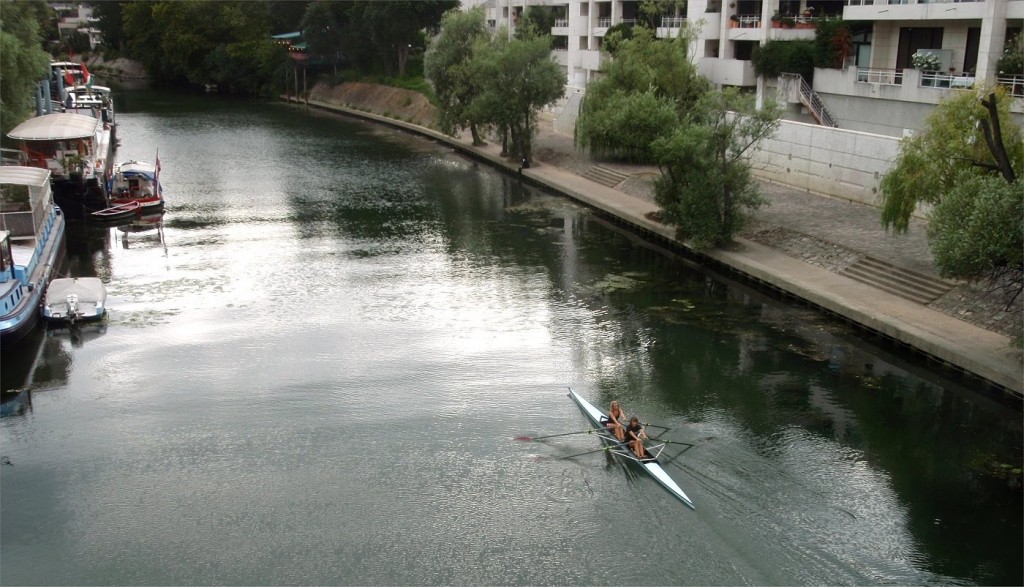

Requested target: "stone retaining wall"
[{"left": 749, "top": 120, "right": 903, "bottom": 210}]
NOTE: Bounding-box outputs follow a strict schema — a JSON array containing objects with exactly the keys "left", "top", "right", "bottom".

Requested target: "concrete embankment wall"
[{"left": 749, "top": 120, "right": 902, "bottom": 208}]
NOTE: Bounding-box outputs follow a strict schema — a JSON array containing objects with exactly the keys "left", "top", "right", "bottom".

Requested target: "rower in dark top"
[
  {"left": 624, "top": 416, "right": 648, "bottom": 459},
  {"left": 601, "top": 400, "right": 626, "bottom": 441}
]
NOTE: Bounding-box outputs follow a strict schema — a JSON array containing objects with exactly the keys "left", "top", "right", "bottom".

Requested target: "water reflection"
[{"left": 0, "top": 94, "right": 1019, "bottom": 586}]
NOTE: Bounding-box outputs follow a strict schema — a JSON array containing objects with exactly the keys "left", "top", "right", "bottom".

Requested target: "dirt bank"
[
  {"left": 85, "top": 56, "right": 151, "bottom": 90},
  {"left": 308, "top": 81, "right": 437, "bottom": 129}
]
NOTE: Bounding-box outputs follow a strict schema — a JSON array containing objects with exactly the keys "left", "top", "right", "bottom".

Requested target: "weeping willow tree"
[{"left": 880, "top": 88, "right": 1023, "bottom": 315}]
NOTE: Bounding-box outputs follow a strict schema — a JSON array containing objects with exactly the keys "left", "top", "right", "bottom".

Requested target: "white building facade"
[{"left": 468, "top": 0, "right": 1023, "bottom": 137}]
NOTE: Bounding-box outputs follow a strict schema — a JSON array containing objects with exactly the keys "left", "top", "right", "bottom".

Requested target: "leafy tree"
[
  {"left": 121, "top": 1, "right": 283, "bottom": 95},
  {"left": 521, "top": 6, "right": 557, "bottom": 35},
  {"left": 265, "top": 0, "right": 312, "bottom": 36},
  {"left": 928, "top": 174, "right": 1022, "bottom": 306},
  {"left": 996, "top": 33, "right": 1023, "bottom": 76},
  {"left": 64, "top": 30, "right": 92, "bottom": 55},
  {"left": 576, "top": 89, "right": 677, "bottom": 162},
  {"left": 92, "top": 1, "right": 126, "bottom": 52},
  {"left": 637, "top": 0, "right": 685, "bottom": 29},
  {"left": 424, "top": 7, "right": 489, "bottom": 144},
  {"left": 652, "top": 88, "right": 781, "bottom": 249},
  {"left": 301, "top": 0, "right": 349, "bottom": 74},
  {"left": 347, "top": 0, "right": 457, "bottom": 77},
  {"left": 575, "top": 26, "right": 708, "bottom": 161},
  {"left": 880, "top": 88, "right": 1023, "bottom": 307},
  {"left": 470, "top": 31, "right": 564, "bottom": 162},
  {"left": 602, "top": 22, "right": 635, "bottom": 56},
  {"left": 0, "top": 1, "right": 51, "bottom": 138},
  {"left": 813, "top": 18, "right": 858, "bottom": 70},
  {"left": 880, "top": 88, "right": 1021, "bottom": 232}
]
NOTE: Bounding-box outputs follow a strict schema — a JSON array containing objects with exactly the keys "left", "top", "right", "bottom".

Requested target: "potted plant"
[
  {"left": 62, "top": 153, "right": 84, "bottom": 179},
  {"left": 781, "top": 16, "right": 795, "bottom": 29},
  {"left": 729, "top": 14, "right": 739, "bottom": 28},
  {"left": 913, "top": 51, "right": 942, "bottom": 86},
  {"left": 771, "top": 11, "right": 782, "bottom": 28}
]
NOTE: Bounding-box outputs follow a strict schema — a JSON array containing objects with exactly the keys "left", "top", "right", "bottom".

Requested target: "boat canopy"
[
  {"left": 116, "top": 161, "right": 156, "bottom": 180},
  {"left": 8, "top": 113, "right": 99, "bottom": 141},
  {"left": 0, "top": 166, "right": 51, "bottom": 188}
]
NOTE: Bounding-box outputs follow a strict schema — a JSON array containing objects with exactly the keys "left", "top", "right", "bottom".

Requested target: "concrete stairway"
[
  {"left": 839, "top": 256, "right": 953, "bottom": 304},
  {"left": 581, "top": 165, "right": 630, "bottom": 188}
]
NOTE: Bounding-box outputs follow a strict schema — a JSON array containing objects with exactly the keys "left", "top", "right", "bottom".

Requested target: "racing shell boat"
[{"left": 567, "top": 387, "right": 695, "bottom": 509}]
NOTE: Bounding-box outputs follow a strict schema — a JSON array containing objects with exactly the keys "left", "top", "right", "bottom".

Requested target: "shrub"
[{"left": 752, "top": 40, "right": 815, "bottom": 81}]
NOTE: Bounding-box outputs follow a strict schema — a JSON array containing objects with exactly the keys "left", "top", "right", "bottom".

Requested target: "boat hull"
[
  {"left": 0, "top": 212, "right": 67, "bottom": 348},
  {"left": 567, "top": 387, "right": 695, "bottom": 509},
  {"left": 41, "top": 277, "right": 106, "bottom": 324}
]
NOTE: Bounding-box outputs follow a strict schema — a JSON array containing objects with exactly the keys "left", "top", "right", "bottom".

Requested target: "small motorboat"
[
  {"left": 41, "top": 277, "right": 107, "bottom": 324},
  {"left": 90, "top": 201, "right": 141, "bottom": 223},
  {"left": 110, "top": 158, "right": 164, "bottom": 214}
]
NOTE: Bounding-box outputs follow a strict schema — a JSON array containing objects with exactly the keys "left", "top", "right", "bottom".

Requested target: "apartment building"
[
  {"left": 51, "top": 2, "right": 103, "bottom": 50},
  {"left": 469, "top": 0, "right": 1023, "bottom": 137}
]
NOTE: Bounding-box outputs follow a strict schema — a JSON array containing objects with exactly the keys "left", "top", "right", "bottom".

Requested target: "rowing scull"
[{"left": 567, "top": 387, "right": 695, "bottom": 509}]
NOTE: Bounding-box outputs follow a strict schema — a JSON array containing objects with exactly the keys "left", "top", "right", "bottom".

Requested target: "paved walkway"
[{"left": 297, "top": 98, "right": 1023, "bottom": 397}]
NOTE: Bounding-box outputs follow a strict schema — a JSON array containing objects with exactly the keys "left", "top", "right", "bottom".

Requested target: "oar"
[
  {"left": 561, "top": 446, "right": 613, "bottom": 459},
  {"left": 649, "top": 439, "right": 696, "bottom": 447},
  {"left": 514, "top": 429, "right": 598, "bottom": 442}
]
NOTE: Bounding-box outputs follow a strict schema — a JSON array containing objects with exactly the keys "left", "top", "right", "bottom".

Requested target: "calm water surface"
[{"left": 1, "top": 93, "right": 1020, "bottom": 586}]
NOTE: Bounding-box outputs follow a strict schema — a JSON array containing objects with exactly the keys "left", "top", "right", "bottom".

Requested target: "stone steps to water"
[
  {"left": 839, "top": 256, "right": 953, "bottom": 305},
  {"left": 581, "top": 165, "right": 630, "bottom": 188}
]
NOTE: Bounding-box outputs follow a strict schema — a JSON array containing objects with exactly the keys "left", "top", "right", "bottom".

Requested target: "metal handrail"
[
  {"left": 856, "top": 67, "right": 904, "bottom": 85},
  {"left": 661, "top": 16, "right": 686, "bottom": 27},
  {"left": 781, "top": 72, "right": 838, "bottom": 128},
  {"left": 997, "top": 76, "right": 1024, "bottom": 98}
]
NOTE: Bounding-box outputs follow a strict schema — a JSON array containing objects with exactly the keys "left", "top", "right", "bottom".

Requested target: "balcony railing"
[
  {"left": 553, "top": 18, "right": 568, "bottom": 27},
  {"left": 997, "top": 76, "right": 1024, "bottom": 98},
  {"left": 731, "top": 15, "right": 761, "bottom": 28},
  {"left": 919, "top": 71, "right": 976, "bottom": 89},
  {"left": 771, "top": 16, "right": 819, "bottom": 29},
  {"left": 596, "top": 17, "right": 612, "bottom": 27},
  {"left": 845, "top": 0, "right": 982, "bottom": 5},
  {"left": 661, "top": 16, "right": 686, "bottom": 27},
  {"left": 856, "top": 67, "right": 903, "bottom": 85}
]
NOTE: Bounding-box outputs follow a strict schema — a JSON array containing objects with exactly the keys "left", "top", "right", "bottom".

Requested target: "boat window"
[{"left": 0, "top": 236, "right": 11, "bottom": 273}]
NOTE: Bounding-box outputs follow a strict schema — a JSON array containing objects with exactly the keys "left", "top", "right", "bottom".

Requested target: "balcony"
[
  {"left": 813, "top": 65, "right": 1024, "bottom": 112},
  {"left": 552, "top": 18, "right": 569, "bottom": 36},
  {"left": 579, "top": 49, "right": 607, "bottom": 71},
  {"left": 843, "top": 0, "right": 987, "bottom": 21},
  {"left": 997, "top": 76, "right": 1024, "bottom": 98},
  {"left": 729, "top": 15, "right": 761, "bottom": 29},
  {"left": 698, "top": 57, "right": 757, "bottom": 87}
]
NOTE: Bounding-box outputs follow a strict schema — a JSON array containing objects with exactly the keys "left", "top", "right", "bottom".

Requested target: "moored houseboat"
[
  {"left": 6, "top": 112, "right": 113, "bottom": 219},
  {"left": 0, "top": 166, "right": 66, "bottom": 347}
]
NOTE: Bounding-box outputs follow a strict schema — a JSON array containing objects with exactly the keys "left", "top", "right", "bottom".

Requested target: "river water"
[{"left": 1, "top": 92, "right": 1020, "bottom": 586}]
